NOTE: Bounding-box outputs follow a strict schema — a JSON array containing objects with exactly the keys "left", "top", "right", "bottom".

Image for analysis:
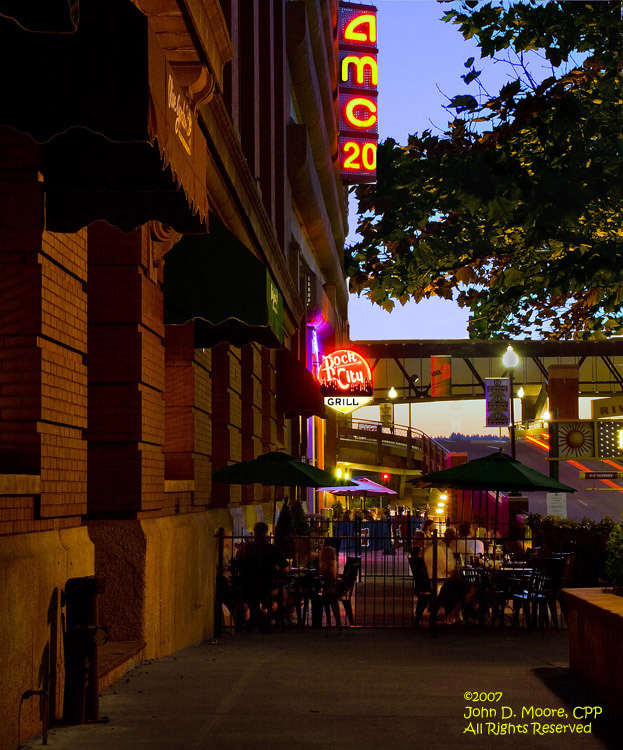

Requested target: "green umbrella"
[
  {"left": 212, "top": 451, "right": 356, "bottom": 526},
  {"left": 416, "top": 451, "right": 575, "bottom": 493}
]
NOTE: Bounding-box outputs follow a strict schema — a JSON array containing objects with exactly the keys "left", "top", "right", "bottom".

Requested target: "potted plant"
[{"left": 604, "top": 522, "right": 623, "bottom": 594}]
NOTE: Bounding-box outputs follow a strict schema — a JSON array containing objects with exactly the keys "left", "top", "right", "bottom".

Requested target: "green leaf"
[{"left": 348, "top": 1, "right": 623, "bottom": 340}]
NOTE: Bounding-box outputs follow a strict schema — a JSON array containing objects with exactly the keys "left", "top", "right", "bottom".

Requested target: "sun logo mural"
[
  {"left": 316, "top": 349, "right": 374, "bottom": 415},
  {"left": 557, "top": 421, "right": 595, "bottom": 458}
]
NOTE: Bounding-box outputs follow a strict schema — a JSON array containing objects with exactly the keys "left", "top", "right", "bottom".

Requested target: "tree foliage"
[{"left": 348, "top": 1, "right": 623, "bottom": 339}]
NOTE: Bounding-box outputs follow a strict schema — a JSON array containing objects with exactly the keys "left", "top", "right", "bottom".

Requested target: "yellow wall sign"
[{"left": 167, "top": 73, "right": 192, "bottom": 155}]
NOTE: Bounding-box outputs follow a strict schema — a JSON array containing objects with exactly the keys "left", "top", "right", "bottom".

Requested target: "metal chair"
[
  {"left": 461, "top": 567, "right": 489, "bottom": 627},
  {"left": 512, "top": 570, "right": 557, "bottom": 631}
]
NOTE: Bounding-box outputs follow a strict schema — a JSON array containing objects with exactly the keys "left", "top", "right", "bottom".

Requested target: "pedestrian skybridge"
[{"left": 352, "top": 338, "right": 623, "bottom": 404}]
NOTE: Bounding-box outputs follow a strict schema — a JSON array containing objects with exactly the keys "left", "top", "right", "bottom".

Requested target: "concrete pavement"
[{"left": 23, "top": 629, "right": 621, "bottom": 750}]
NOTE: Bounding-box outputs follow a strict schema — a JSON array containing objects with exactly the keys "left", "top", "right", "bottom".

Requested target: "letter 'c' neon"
[{"left": 344, "top": 97, "right": 377, "bottom": 128}]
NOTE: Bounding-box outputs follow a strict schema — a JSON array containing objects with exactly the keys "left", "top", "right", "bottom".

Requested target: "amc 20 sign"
[
  {"left": 316, "top": 349, "right": 374, "bottom": 415},
  {"left": 338, "top": 2, "right": 378, "bottom": 183}
]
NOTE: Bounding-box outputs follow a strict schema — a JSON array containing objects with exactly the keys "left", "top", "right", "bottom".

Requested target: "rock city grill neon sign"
[
  {"left": 338, "top": 2, "right": 378, "bottom": 183},
  {"left": 316, "top": 349, "right": 374, "bottom": 414}
]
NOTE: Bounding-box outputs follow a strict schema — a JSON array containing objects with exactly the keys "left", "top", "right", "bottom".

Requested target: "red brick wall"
[
  {"left": 163, "top": 323, "right": 212, "bottom": 510},
  {"left": 211, "top": 343, "right": 242, "bottom": 507},
  {"left": 87, "top": 223, "right": 166, "bottom": 515},
  {"left": 241, "top": 344, "right": 263, "bottom": 503},
  {"left": 0, "top": 128, "right": 87, "bottom": 534}
]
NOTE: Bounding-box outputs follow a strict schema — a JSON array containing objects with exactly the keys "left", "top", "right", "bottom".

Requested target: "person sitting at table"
[
  {"left": 318, "top": 544, "right": 342, "bottom": 629},
  {"left": 409, "top": 531, "right": 431, "bottom": 626},
  {"left": 474, "top": 519, "right": 488, "bottom": 541},
  {"left": 456, "top": 521, "right": 485, "bottom": 560},
  {"left": 236, "top": 522, "right": 288, "bottom": 632},
  {"left": 424, "top": 527, "right": 473, "bottom": 625},
  {"left": 503, "top": 524, "right": 529, "bottom": 561}
]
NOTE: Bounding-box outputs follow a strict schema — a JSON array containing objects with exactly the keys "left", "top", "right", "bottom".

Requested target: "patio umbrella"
[
  {"left": 415, "top": 451, "right": 575, "bottom": 536},
  {"left": 212, "top": 451, "right": 356, "bottom": 525},
  {"left": 416, "top": 452, "right": 575, "bottom": 493},
  {"left": 319, "top": 476, "right": 397, "bottom": 511}
]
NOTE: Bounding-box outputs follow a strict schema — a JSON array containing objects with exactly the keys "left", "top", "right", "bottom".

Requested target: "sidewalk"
[{"left": 24, "top": 629, "right": 620, "bottom": 750}]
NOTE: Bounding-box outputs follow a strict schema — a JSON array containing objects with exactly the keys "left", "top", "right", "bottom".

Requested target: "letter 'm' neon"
[
  {"left": 344, "top": 97, "right": 377, "bottom": 128},
  {"left": 344, "top": 13, "right": 377, "bottom": 43},
  {"left": 341, "top": 55, "right": 378, "bottom": 85}
]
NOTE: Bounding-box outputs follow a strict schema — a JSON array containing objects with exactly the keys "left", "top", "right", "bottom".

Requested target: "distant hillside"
[{"left": 436, "top": 432, "right": 510, "bottom": 442}]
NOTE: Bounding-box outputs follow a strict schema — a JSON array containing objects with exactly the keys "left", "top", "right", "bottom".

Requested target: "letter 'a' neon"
[
  {"left": 344, "top": 97, "right": 377, "bottom": 128},
  {"left": 344, "top": 13, "right": 377, "bottom": 43}
]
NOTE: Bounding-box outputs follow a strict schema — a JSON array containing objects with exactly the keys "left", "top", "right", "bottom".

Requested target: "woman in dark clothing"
[{"left": 409, "top": 531, "right": 431, "bottom": 626}]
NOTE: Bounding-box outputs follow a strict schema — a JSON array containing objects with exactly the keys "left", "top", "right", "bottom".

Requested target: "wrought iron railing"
[{"left": 337, "top": 418, "right": 450, "bottom": 472}]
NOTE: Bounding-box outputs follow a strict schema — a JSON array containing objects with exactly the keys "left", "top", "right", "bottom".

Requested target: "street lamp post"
[{"left": 502, "top": 345, "right": 519, "bottom": 459}]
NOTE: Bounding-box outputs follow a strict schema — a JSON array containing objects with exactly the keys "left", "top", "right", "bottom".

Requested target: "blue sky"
[
  {"left": 344, "top": 1, "right": 548, "bottom": 434},
  {"left": 346, "top": 0, "right": 556, "bottom": 342}
]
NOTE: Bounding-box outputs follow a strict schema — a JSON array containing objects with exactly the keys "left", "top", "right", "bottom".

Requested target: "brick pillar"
[
  {"left": 241, "top": 344, "right": 263, "bottom": 503},
  {"left": 211, "top": 344, "right": 242, "bottom": 507},
  {"left": 447, "top": 452, "right": 467, "bottom": 521},
  {"left": 548, "top": 364, "right": 579, "bottom": 420},
  {"left": 163, "top": 322, "right": 212, "bottom": 509},
  {"left": 261, "top": 348, "right": 279, "bottom": 502},
  {"left": 0, "top": 128, "right": 87, "bottom": 531},
  {"left": 87, "top": 223, "right": 167, "bottom": 515}
]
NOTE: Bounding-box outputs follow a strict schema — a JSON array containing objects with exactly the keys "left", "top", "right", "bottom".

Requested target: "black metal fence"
[{"left": 214, "top": 521, "right": 577, "bottom": 634}]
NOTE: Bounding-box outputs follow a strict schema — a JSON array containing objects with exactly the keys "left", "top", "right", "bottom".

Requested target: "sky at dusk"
[
  {"left": 346, "top": 0, "right": 558, "bottom": 342},
  {"left": 344, "top": 1, "right": 553, "bottom": 435}
]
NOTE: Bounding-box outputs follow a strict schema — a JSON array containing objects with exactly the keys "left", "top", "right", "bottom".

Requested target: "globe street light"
[{"left": 502, "top": 345, "right": 519, "bottom": 459}]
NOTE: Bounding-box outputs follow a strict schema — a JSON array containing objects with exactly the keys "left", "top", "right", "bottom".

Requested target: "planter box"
[{"left": 561, "top": 587, "right": 623, "bottom": 709}]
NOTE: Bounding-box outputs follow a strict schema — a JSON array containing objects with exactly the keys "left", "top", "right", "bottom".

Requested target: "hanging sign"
[
  {"left": 338, "top": 2, "right": 378, "bottom": 183},
  {"left": 379, "top": 402, "right": 394, "bottom": 427},
  {"left": 580, "top": 471, "right": 623, "bottom": 479},
  {"left": 316, "top": 349, "right": 374, "bottom": 414},
  {"left": 485, "top": 378, "right": 510, "bottom": 427},
  {"left": 431, "top": 355, "right": 452, "bottom": 398}
]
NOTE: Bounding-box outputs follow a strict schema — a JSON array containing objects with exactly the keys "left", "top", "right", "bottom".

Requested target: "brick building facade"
[{"left": 0, "top": 2, "right": 349, "bottom": 747}]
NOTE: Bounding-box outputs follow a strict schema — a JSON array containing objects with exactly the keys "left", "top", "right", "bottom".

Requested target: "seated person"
[
  {"left": 455, "top": 521, "right": 485, "bottom": 560},
  {"left": 409, "top": 531, "right": 431, "bottom": 626},
  {"left": 423, "top": 527, "right": 458, "bottom": 583},
  {"left": 503, "top": 524, "right": 529, "bottom": 561},
  {"left": 236, "top": 522, "right": 287, "bottom": 631},
  {"left": 424, "top": 528, "right": 472, "bottom": 625}
]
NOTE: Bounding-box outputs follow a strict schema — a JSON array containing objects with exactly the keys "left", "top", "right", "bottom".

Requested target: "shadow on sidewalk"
[{"left": 534, "top": 667, "right": 622, "bottom": 749}]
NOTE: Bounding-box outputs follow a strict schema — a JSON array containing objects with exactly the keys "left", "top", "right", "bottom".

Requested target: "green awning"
[
  {"left": 0, "top": 0, "right": 208, "bottom": 234},
  {"left": 164, "top": 218, "right": 285, "bottom": 349}
]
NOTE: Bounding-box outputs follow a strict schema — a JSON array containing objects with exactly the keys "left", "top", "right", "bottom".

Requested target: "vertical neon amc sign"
[{"left": 338, "top": 2, "right": 378, "bottom": 183}]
